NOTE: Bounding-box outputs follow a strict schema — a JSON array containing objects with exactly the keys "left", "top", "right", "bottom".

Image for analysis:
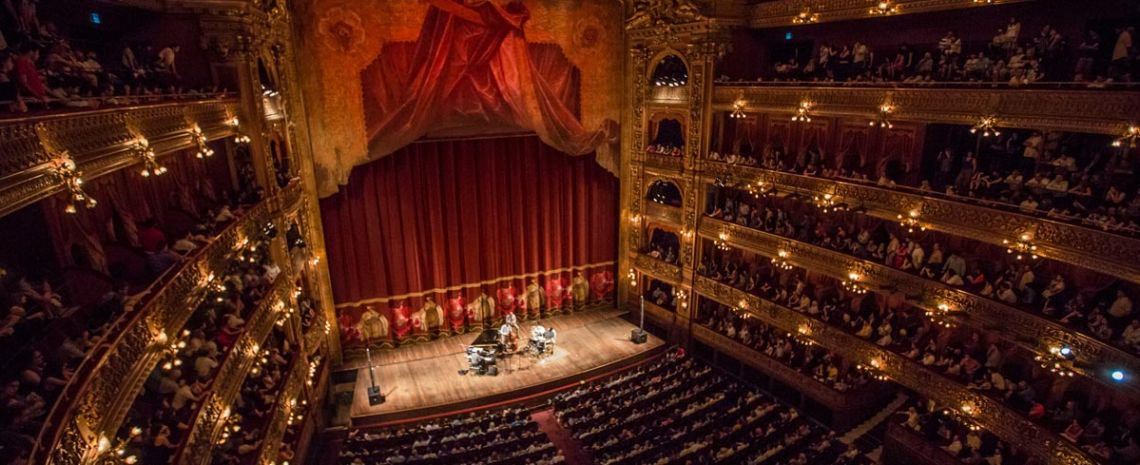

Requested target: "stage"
[{"left": 348, "top": 309, "right": 665, "bottom": 425}]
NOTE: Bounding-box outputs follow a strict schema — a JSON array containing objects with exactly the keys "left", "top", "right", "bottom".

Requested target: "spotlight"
[{"left": 1112, "top": 370, "right": 1126, "bottom": 382}]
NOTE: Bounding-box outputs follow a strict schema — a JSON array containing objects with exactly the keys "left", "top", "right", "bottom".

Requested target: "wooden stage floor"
[{"left": 350, "top": 309, "right": 664, "bottom": 424}]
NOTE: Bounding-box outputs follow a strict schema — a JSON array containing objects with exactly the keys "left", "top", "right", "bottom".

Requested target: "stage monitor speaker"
[
  {"left": 630, "top": 328, "right": 648, "bottom": 344},
  {"left": 367, "top": 386, "right": 385, "bottom": 406}
]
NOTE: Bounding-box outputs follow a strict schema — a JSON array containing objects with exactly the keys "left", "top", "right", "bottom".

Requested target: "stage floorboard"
[{"left": 350, "top": 309, "right": 664, "bottom": 424}]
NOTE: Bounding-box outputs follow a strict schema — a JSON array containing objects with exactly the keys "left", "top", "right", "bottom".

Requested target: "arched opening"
[
  {"left": 651, "top": 55, "right": 688, "bottom": 87},
  {"left": 644, "top": 227, "right": 680, "bottom": 264},
  {"left": 647, "top": 179, "right": 683, "bottom": 207}
]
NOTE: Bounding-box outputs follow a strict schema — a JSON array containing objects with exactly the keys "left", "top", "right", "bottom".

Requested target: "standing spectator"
[
  {"left": 1111, "top": 27, "right": 1133, "bottom": 81},
  {"left": 1074, "top": 31, "right": 1101, "bottom": 81}
]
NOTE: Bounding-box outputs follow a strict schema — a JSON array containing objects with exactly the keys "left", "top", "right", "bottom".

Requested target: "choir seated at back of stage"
[{"left": 349, "top": 272, "right": 607, "bottom": 343}]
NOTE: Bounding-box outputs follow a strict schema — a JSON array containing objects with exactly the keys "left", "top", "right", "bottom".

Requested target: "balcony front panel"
[
  {"left": 644, "top": 201, "right": 684, "bottom": 226},
  {"left": 749, "top": 0, "right": 1034, "bottom": 28},
  {"left": 712, "top": 86, "right": 1140, "bottom": 136},
  {"left": 694, "top": 277, "right": 1094, "bottom": 465},
  {"left": 255, "top": 357, "right": 309, "bottom": 465},
  {"left": 181, "top": 276, "right": 295, "bottom": 465},
  {"left": 0, "top": 99, "right": 240, "bottom": 219},
  {"left": 698, "top": 216, "right": 1140, "bottom": 390},
  {"left": 701, "top": 163, "right": 1140, "bottom": 285},
  {"left": 633, "top": 253, "right": 684, "bottom": 286}
]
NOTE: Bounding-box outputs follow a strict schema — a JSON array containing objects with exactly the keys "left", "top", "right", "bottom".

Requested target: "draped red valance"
[{"left": 336, "top": 0, "right": 618, "bottom": 197}]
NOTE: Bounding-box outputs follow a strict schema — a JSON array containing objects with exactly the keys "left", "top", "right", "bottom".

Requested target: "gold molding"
[
  {"left": 694, "top": 277, "right": 1096, "bottom": 465},
  {"left": 0, "top": 99, "right": 239, "bottom": 220},
  {"left": 700, "top": 163, "right": 1140, "bottom": 285},
  {"left": 750, "top": 0, "right": 1036, "bottom": 28},
  {"left": 713, "top": 86, "right": 1140, "bottom": 136},
  {"left": 699, "top": 216, "right": 1140, "bottom": 396},
  {"left": 180, "top": 274, "right": 296, "bottom": 465},
  {"left": 40, "top": 198, "right": 277, "bottom": 465}
]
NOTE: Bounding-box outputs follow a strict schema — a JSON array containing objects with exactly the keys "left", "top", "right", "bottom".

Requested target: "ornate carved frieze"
[
  {"left": 713, "top": 86, "right": 1140, "bottom": 136},
  {"left": 645, "top": 153, "right": 684, "bottom": 173},
  {"left": 692, "top": 324, "right": 889, "bottom": 411},
  {"left": 0, "top": 99, "right": 240, "bottom": 220},
  {"left": 698, "top": 217, "right": 1140, "bottom": 393},
  {"left": 181, "top": 275, "right": 295, "bottom": 465},
  {"left": 694, "top": 277, "right": 1096, "bottom": 465},
  {"left": 644, "top": 201, "right": 684, "bottom": 227},
  {"left": 256, "top": 356, "right": 307, "bottom": 465},
  {"left": 699, "top": 165, "right": 1140, "bottom": 285},
  {"left": 633, "top": 253, "right": 684, "bottom": 286},
  {"left": 40, "top": 198, "right": 278, "bottom": 465},
  {"left": 750, "top": 0, "right": 1035, "bottom": 28}
]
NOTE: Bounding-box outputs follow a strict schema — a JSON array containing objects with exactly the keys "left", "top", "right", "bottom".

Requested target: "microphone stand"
[{"left": 365, "top": 346, "right": 385, "bottom": 405}]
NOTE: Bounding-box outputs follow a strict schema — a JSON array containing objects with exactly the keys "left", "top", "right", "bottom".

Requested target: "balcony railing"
[
  {"left": 644, "top": 201, "right": 684, "bottom": 226},
  {"left": 694, "top": 276, "right": 1095, "bottom": 465},
  {"left": 37, "top": 197, "right": 275, "bottom": 465},
  {"left": 644, "top": 152, "right": 685, "bottom": 173},
  {"left": 0, "top": 98, "right": 240, "bottom": 219},
  {"left": 698, "top": 216, "right": 1140, "bottom": 395},
  {"left": 711, "top": 85, "right": 1140, "bottom": 136},
  {"left": 633, "top": 253, "right": 684, "bottom": 285},
  {"left": 691, "top": 324, "right": 891, "bottom": 424},
  {"left": 254, "top": 356, "right": 309, "bottom": 465},
  {"left": 883, "top": 422, "right": 965, "bottom": 465},
  {"left": 701, "top": 163, "right": 1140, "bottom": 285},
  {"left": 178, "top": 275, "right": 295, "bottom": 465},
  {"left": 749, "top": 0, "right": 1034, "bottom": 28}
]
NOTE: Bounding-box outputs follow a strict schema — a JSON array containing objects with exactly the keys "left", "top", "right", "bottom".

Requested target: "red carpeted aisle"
[{"left": 532, "top": 408, "right": 594, "bottom": 465}]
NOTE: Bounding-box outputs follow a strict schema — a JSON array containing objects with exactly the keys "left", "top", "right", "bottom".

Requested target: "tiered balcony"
[
  {"left": 0, "top": 98, "right": 241, "bottom": 219},
  {"left": 701, "top": 163, "right": 1140, "bottom": 284},
  {"left": 697, "top": 216, "right": 1140, "bottom": 394},
  {"left": 693, "top": 276, "right": 1094, "bottom": 465}
]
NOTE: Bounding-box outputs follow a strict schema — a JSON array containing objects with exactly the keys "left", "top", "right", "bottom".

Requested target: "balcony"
[
  {"left": 700, "top": 163, "right": 1140, "bottom": 285},
  {"left": 698, "top": 216, "right": 1140, "bottom": 395},
  {"left": 749, "top": 0, "right": 1034, "bottom": 28},
  {"left": 633, "top": 253, "right": 683, "bottom": 285},
  {"left": 36, "top": 195, "right": 278, "bottom": 465},
  {"left": 691, "top": 324, "right": 892, "bottom": 430},
  {"left": 694, "top": 276, "right": 1094, "bottom": 465},
  {"left": 644, "top": 201, "right": 684, "bottom": 226},
  {"left": 0, "top": 98, "right": 240, "bottom": 219},
  {"left": 253, "top": 355, "right": 310, "bottom": 465},
  {"left": 643, "top": 152, "right": 685, "bottom": 174},
  {"left": 711, "top": 85, "right": 1140, "bottom": 136},
  {"left": 178, "top": 276, "right": 295, "bottom": 465},
  {"left": 883, "top": 421, "right": 966, "bottom": 465}
]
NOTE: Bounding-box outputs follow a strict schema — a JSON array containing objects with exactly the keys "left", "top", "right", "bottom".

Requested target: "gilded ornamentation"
[
  {"left": 317, "top": 6, "right": 366, "bottom": 53},
  {"left": 633, "top": 253, "right": 683, "bottom": 285},
  {"left": 698, "top": 217, "right": 1140, "bottom": 396},
  {"left": 750, "top": 0, "right": 1034, "bottom": 27},
  {"left": 626, "top": 0, "right": 706, "bottom": 30},
  {"left": 715, "top": 86, "right": 1140, "bottom": 137},
  {"left": 695, "top": 277, "right": 1095, "bottom": 465}
]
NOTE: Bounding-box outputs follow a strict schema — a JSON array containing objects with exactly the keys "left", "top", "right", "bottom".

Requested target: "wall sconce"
[
  {"left": 870, "top": 103, "right": 895, "bottom": 128},
  {"left": 95, "top": 428, "right": 142, "bottom": 465},
  {"left": 897, "top": 210, "right": 925, "bottom": 233},
  {"left": 773, "top": 249, "right": 793, "bottom": 270},
  {"left": 49, "top": 153, "right": 96, "bottom": 213},
  {"left": 813, "top": 193, "right": 846, "bottom": 213},
  {"left": 1112, "top": 124, "right": 1139, "bottom": 148},
  {"left": 672, "top": 288, "right": 689, "bottom": 309},
  {"left": 134, "top": 138, "right": 167, "bottom": 177},
  {"left": 730, "top": 99, "right": 747, "bottom": 119},
  {"left": 1035, "top": 345, "right": 1076, "bottom": 377},
  {"left": 190, "top": 124, "right": 216, "bottom": 158},
  {"left": 842, "top": 271, "right": 867, "bottom": 294},
  {"left": 216, "top": 409, "right": 242, "bottom": 445},
  {"left": 926, "top": 303, "right": 957, "bottom": 328},
  {"left": 791, "top": 101, "right": 813, "bottom": 122},
  {"left": 792, "top": 8, "right": 819, "bottom": 24},
  {"left": 629, "top": 214, "right": 641, "bottom": 225},
  {"left": 856, "top": 359, "right": 890, "bottom": 380},
  {"left": 869, "top": 1, "right": 899, "bottom": 15},
  {"left": 1003, "top": 232, "right": 1039, "bottom": 260},
  {"left": 229, "top": 117, "right": 252, "bottom": 144},
  {"left": 628, "top": 268, "right": 637, "bottom": 288},
  {"left": 715, "top": 228, "right": 731, "bottom": 251},
  {"left": 970, "top": 116, "right": 1001, "bottom": 137},
  {"left": 744, "top": 181, "right": 773, "bottom": 199}
]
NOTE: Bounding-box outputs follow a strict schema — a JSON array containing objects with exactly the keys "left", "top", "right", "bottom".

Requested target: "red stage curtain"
[
  {"left": 348, "top": 0, "right": 617, "bottom": 198},
  {"left": 320, "top": 135, "right": 617, "bottom": 350}
]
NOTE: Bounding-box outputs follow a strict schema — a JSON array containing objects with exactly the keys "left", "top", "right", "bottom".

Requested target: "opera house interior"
[{"left": 4, "top": 0, "right": 1140, "bottom": 464}]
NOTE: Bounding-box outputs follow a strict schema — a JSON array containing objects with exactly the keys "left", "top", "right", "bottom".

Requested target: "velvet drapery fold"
[
  {"left": 340, "top": 0, "right": 617, "bottom": 197},
  {"left": 319, "top": 135, "right": 617, "bottom": 350}
]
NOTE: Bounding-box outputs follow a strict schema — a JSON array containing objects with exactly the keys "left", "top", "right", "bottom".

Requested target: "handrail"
[
  {"left": 0, "top": 94, "right": 239, "bottom": 125},
  {"left": 691, "top": 323, "right": 888, "bottom": 411},
  {"left": 35, "top": 198, "right": 274, "bottom": 465},
  {"left": 714, "top": 80, "right": 1140, "bottom": 91},
  {"left": 700, "top": 163, "right": 1140, "bottom": 284},
  {"left": 697, "top": 216, "right": 1140, "bottom": 396},
  {"left": 694, "top": 276, "right": 1097, "bottom": 465},
  {"left": 252, "top": 354, "right": 308, "bottom": 465},
  {"left": 176, "top": 276, "right": 294, "bottom": 465}
]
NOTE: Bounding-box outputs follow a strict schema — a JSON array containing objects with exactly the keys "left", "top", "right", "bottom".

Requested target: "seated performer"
[{"left": 505, "top": 311, "right": 519, "bottom": 331}]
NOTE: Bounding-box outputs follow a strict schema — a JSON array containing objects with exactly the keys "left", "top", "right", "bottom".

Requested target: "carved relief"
[{"left": 627, "top": 0, "right": 706, "bottom": 30}]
